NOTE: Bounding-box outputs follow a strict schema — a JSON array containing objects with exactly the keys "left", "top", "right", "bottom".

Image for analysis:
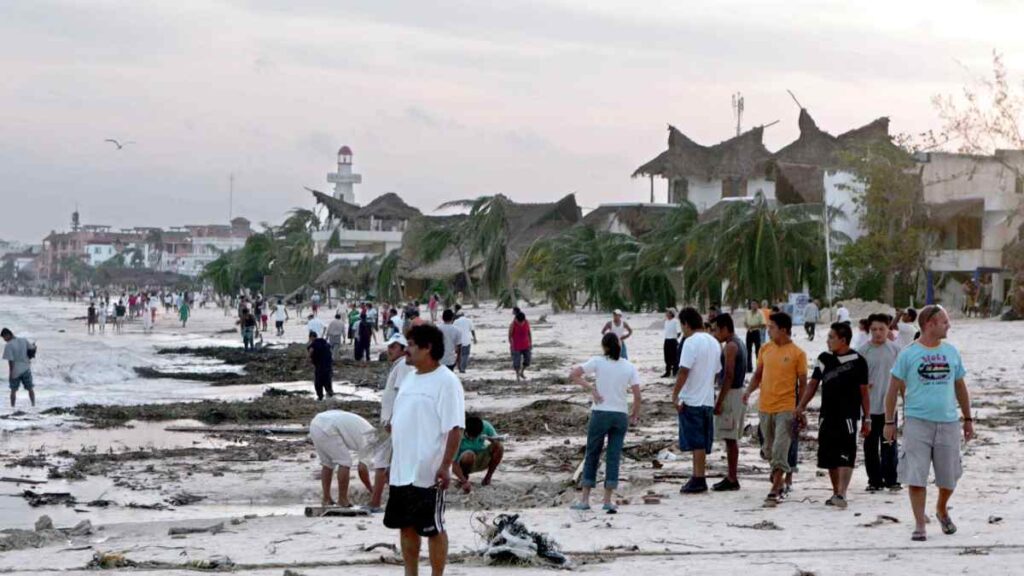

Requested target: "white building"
[
  {"left": 175, "top": 218, "right": 253, "bottom": 276},
  {"left": 918, "top": 150, "right": 1024, "bottom": 307},
  {"left": 311, "top": 147, "right": 421, "bottom": 266}
]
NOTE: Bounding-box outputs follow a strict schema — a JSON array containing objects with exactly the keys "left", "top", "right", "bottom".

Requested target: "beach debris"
[
  {"left": 860, "top": 515, "right": 900, "bottom": 528},
  {"left": 728, "top": 520, "right": 782, "bottom": 530},
  {"left": 480, "top": 513, "right": 568, "bottom": 566},
  {"left": 35, "top": 515, "right": 54, "bottom": 531},
  {"left": 364, "top": 542, "right": 399, "bottom": 553},
  {"left": 989, "top": 515, "right": 1004, "bottom": 524},
  {"left": 0, "top": 476, "right": 46, "bottom": 485},
  {"left": 86, "top": 499, "right": 116, "bottom": 508},
  {"left": 22, "top": 490, "right": 76, "bottom": 507},
  {"left": 959, "top": 547, "right": 989, "bottom": 556},
  {"left": 166, "top": 492, "right": 205, "bottom": 506},
  {"left": 68, "top": 521, "right": 93, "bottom": 537},
  {"left": 0, "top": 528, "right": 64, "bottom": 552},
  {"left": 125, "top": 502, "right": 168, "bottom": 511},
  {"left": 88, "top": 551, "right": 136, "bottom": 569},
  {"left": 283, "top": 570, "right": 307, "bottom": 576},
  {"left": 656, "top": 449, "right": 682, "bottom": 462},
  {"left": 168, "top": 522, "right": 225, "bottom": 536},
  {"left": 187, "top": 555, "right": 234, "bottom": 569},
  {"left": 651, "top": 459, "right": 664, "bottom": 469}
]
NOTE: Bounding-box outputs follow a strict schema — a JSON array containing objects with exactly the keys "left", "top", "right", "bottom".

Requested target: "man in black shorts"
[
  {"left": 795, "top": 322, "right": 869, "bottom": 509},
  {"left": 384, "top": 324, "right": 465, "bottom": 575}
]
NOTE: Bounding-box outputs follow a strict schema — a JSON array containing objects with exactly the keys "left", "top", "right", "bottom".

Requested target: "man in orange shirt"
[{"left": 743, "top": 312, "right": 808, "bottom": 507}]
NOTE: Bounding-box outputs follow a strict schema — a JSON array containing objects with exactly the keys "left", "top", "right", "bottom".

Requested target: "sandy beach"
[{"left": 1, "top": 295, "right": 1022, "bottom": 575}]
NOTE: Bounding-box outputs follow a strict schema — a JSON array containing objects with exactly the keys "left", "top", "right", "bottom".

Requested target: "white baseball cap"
[
  {"left": 385, "top": 333, "right": 408, "bottom": 348},
  {"left": 613, "top": 309, "right": 623, "bottom": 315}
]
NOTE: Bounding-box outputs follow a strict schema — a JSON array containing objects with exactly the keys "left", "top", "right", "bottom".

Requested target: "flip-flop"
[
  {"left": 912, "top": 530, "right": 927, "bottom": 542},
  {"left": 937, "top": 514, "right": 957, "bottom": 535}
]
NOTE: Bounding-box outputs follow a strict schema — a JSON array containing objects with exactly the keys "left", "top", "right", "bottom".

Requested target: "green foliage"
[{"left": 376, "top": 250, "right": 403, "bottom": 303}]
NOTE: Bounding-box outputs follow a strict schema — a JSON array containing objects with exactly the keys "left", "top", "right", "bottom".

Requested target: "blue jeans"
[
  {"left": 458, "top": 345, "right": 471, "bottom": 372},
  {"left": 620, "top": 342, "right": 629, "bottom": 359},
  {"left": 581, "top": 410, "right": 628, "bottom": 489}
]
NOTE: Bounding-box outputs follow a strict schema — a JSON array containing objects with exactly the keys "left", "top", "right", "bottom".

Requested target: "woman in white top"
[
  {"left": 601, "top": 309, "right": 633, "bottom": 359},
  {"left": 568, "top": 333, "right": 642, "bottom": 513}
]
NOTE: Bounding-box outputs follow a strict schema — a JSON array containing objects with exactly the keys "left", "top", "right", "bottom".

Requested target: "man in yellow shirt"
[{"left": 743, "top": 312, "right": 808, "bottom": 506}]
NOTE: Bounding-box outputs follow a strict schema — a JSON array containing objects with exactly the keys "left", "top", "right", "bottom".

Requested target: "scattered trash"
[
  {"left": 959, "top": 547, "right": 989, "bottom": 556},
  {"left": 655, "top": 449, "right": 681, "bottom": 462},
  {"left": 168, "top": 522, "right": 225, "bottom": 536},
  {"left": 989, "top": 516, "right": 1004, "bottom": 524},
  {"left": 860, "top": 515, "right": 900, "bottom": 528},
  {"left": 166, "top": 492, "right": 205, "bottom": 506},
  {"left": 652, "top": 459, "right": 664, "bottom": 469},
  {"left": 363, "top": 542, "right": 398, "bottom": 553},
  {"left": 22, "top": 490, "right": 76, "bottom": 507},
  {"left": 283, "top": 570, "right": 307, "bottom": 576},
  {"left": 643, "top": 496, "right": 661, "bottom": 505},
  {"left": 86, "top": 499, "right": 116, "bottom": 508},
  {"left": 480, "top": 513, "right": 569, "bottom": 567},
  {"left": 35, "top": 515, "right": 54, "bottom": 531},
  {"left": 88, "top": 551, "right": 136, "bottom": 569},
  {"left": 68, "top": 520, "right": 93, "bottom": 537},
  {"left": 728, "top": 520, "right": 782, "bottom": 530},
  {"left": 187, "top": 555, "right": 234, "bottom": 569}
]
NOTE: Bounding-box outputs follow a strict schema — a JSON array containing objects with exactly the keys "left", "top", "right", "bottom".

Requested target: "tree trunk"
[
  {"left": 456, "top": 246, "right": 479, "bottom": 307},
  {"left": 883, "top": 267, "right": 896, "bottom": 306}
]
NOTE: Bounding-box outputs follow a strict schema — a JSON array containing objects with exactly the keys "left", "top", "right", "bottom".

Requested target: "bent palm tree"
[{"left": 438, "top": 195, "right": 514, "bottom": 306}]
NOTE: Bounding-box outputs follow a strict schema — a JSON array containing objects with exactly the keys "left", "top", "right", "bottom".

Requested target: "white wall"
[
  {"left": 747, "top": 177, "right": 776, "bottom": 200},
  {"left": 687, "top": 178, "right": 722, "bottom": 213},
  {"left": 824, "top": 170, "right": 864, "bottom": 244}
]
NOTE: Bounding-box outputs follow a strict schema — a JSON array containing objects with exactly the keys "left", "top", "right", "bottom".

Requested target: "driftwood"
[
  {"left": 304, "top": 506, "right": 370, "bottom": 518},
  {"left": 0, "top": 477, "right": 46, "bottom": 485},
  {"left": 166, "top": 425, "right": 309, "bottom": 435}
]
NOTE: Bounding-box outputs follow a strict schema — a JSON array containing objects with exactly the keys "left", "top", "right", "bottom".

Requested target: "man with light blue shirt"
[{"left": 883, "top": 305, "right": 973, "bottom": 543}]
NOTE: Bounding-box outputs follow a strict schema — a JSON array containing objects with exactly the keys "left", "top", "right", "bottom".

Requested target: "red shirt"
[{"left": 510, "top": 320, "right": 532, "bottom": 351}]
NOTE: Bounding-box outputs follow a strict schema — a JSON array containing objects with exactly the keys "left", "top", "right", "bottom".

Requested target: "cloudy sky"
[{"left": 2, "top": 0, "right": 1022, "bottom": 243}]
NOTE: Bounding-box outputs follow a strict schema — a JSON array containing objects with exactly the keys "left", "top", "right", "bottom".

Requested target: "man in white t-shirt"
[
  {"left": 836, "top": 302, "right": 851, "bottom": 324},
  {"left": 308, "top": 409, "right": 376, "bottom": 507},
  {"left": 438, "top": 309, "right": 463, "bottom": 371},
  {"left": 306, "top": 314, "right": 326, "bottom": 339},
  {"left": 369, "top": 333, "right": 414, "bottom": 512},
  {"left": 452, "top": 306, "right": 476, "bottom": 374},
  {"left": 895, "top": 307, "right": 918, "bottom": 350},
  {"left": 673, "top": 307, "right": 722, "bottom": 494},
  {"left": 273, "top": 300, "right": 289, "bottom": 336},
  {"left": 384, "top": 324, "right": 465, "bottom": 576}
]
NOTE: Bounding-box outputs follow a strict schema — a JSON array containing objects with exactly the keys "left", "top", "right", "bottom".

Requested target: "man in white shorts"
[
  {"left": 884, "top": 305, "right": 973, "bottom": 542},
  {"left": 309, "top": 409, "right": 376, "bottom": 507}
]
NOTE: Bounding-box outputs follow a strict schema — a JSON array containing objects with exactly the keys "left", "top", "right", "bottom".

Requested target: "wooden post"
[{"left": 649, "top": 176, "right": 654, "bottom": 203}]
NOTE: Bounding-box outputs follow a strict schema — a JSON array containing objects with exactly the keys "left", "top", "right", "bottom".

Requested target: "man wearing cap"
[
  {"left": 369, "top": 332, "right": 415, "bottom": 512},
  {"left": 602, "top": 310, "right": 633, "bottom": 359}
]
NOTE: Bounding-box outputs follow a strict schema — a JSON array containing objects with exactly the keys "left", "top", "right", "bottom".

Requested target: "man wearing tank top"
[
  {"left": 601, "top": 310, "right": 633, "bottom": 360},
  {"left": 711, "top": 313, "right": 747, "bottom": 491}
]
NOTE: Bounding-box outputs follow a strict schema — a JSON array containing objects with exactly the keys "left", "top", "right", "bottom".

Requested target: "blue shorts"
[
  {"left": 677, "top": 404, "right": 714, "bottom": 453},
  {"left": 9, "top": 371, "right": 33, "bottom": 391}
]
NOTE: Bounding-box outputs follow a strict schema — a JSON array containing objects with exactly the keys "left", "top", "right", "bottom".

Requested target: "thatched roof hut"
[
  {"left": 580, "top": 203, "right": 677, "bottom": 237},
  {"left": 312, "top": 190, "right": 422, "bottom": 225},
  {"left": 402, "top": 194, "right": 582, "bottom": 281},
  {"left": 633, "top": 125, "right": 773, "bottom": 181}
]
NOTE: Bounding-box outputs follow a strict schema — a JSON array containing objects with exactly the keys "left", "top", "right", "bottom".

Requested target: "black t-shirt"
[
  {"left": 811, "top": 350, "right": 868, "bottom": 420},
  {"left": 308, "top": 338, "right": 332, "bottom": 371}
]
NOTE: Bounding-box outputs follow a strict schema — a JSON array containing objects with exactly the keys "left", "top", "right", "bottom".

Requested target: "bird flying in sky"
[{"left": 104, "top": 139, "right": 135, "bottom": 150}]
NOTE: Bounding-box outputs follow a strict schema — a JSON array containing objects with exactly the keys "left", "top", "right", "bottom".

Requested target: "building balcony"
[{"left": 312, "top": 228, "right": 404, "bottom": 243}]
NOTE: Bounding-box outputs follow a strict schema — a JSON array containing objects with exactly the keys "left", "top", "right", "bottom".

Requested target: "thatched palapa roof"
[
  {"left": 632, "top": 125, "right": 773, "bottom": 181},
  {"left": 580, "top": 203, "right": 676, "bottom": 237},
  {"left": 312, "top": 190, "right": 422, "bottom": 222},
  {"left": 402, "top": 194, "right": 582, "bottom": 280}
]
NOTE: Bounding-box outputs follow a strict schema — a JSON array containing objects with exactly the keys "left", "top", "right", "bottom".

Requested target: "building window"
[
  {"left": 721, "top": 177, "right": 748, "bottom": 198},
  {"left": 670, "top": 178, "right": 689, "bottom": 204}
]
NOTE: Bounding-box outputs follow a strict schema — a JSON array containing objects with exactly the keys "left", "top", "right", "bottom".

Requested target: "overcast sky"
[{"left": 2, "top": 0, "right": 1022, "bottom": 243}]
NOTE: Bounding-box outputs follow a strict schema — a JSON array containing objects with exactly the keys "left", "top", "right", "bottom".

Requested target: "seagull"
[{"left": 104, "top": 139, "right": 135, "bottom": 150}]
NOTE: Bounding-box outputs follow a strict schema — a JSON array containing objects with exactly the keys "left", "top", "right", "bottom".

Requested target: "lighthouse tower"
[{"left": 327, "top": 146, "right": 362, "bottom": 204}]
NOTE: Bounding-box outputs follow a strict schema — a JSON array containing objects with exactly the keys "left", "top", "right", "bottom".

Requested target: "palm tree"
[
  {"left": 680, "top": 194, "right": 843, "bottom": 305},
  {"left": 376, "top": 250, "right": 404, "bottom": 303},
  {"left": 145, "top": 229, "right": 164, "bottom": 271},
  {"left": 406, "top": 216, "right": 480, "bottom": 306},
  {"left": 438, "top": 195, "right": 515, "bottom": 306}
]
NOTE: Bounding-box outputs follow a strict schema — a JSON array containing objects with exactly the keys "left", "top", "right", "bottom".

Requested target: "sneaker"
[
  {"left": 680, "top": 477, "right": 708, "bottom": 494},
  {"left": 602, "top": 503, "right": 618, "bottom": 514},
  {"left": 569, "top": 502, "right": 591, "bottom": 511},
  {"left": 866, "top": 484, "right": 883, "bottom": 493},
  {"left": 886, "top": 483, "right": 903, "bottom": 492},
  {"left": 763, "top": 492, "right": 780, "bottom": 507},
  {"left": 712, "top": 478, "right": 741, "bottom": 492},
  {"left": 826, "top": 495, "right": 848, "bottom": 509},
  {"left": 366, "top": 506, "right": 384, "bottom": 514},
  {"left": 660, "top": 371, "right": 671, "bottom": 378}
]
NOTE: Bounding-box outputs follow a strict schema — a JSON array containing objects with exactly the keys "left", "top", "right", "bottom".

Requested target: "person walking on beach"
[
  {"left": 452, "top": 306, "right": 476, "bottom": 374},
  {"left": 745, "top": 300, "right": 765, "bottom": 372},
  {"left": 836, "top": 302, "right": 851, "bottom": 324},
  {"left": 98, "top": 301, "right": 108, "bottom": 334},
  {"left": 179, "top": 298, "right": 190, "bottom": 328},
  {"left": 859, "top": 313, "right": 902, "bottom": 491},
  {"left": 272, "top": 300, "right": 289, "bottom": 336},
  {"left": 310, "top": 290, "right": 322, "bottom": 317},
  {"left": 673, "top": 307, "right": 721, "bottom": 494},
  {"left": 370, "top": 333, "right": 414, "bottom": 513},
  {"left": 308, "top": 409, "right": 374, "bottom": 507},
  {"left": 803, "top": 299, "right": 820, "bottom": 341},
  {"left": 711, "top": 313, "right": 746, "bottom": 491},
  {"left": 509, "top": 310, "right": 532, "bottom": 382},
  {"left": 114, "top": 300, "right": 126, "bottom": 334},
  {"left": 569, "top": 332, "right": 642, "bottom": 512},
  {"left": 308, "top": 330, "right": 335, "bottom": 400},
  {"left": 326, "top": 313, "right": 346, "bottom": 359},
  {"left": 384, "top": 324, "right": 465, "bottom": 576},
  {"left": 353, "top": 312, "right": 372, "bottom": 365},
  {"left": 87, "top": 302, "right": 97, "bottom": 335},
  {"left": 438, "top": 310, "right": 463, "bottom": 372},
  {"left": 239, "top": 309, "right": 258, "bottom": 351},
  {"left": 141, "top": 296, "right": 154, "bottom": 333},
  {"left": 895, "top": 308, "right": 918, "bottom": 350},
  {"left": 796, "top": 322, "right": 870, "bottom": 509},
  {"left": 661, "top": 309, "right": 681, "bottom": 378},
  {"left": 883, "top": 305, "right": 973, "bottom": 542},
  {"left": 743, "top": 312, "right": 807, "bottom": 507},
  {"left": 2, "top": 328, "right": 34, "bottom": 408},
  {"left": 306, "top": 313, "right": 326, "bottom": 340},
  {"left": 601, "top": 310, "right": 633, "bottom": 359},
  {"left": 428, "top": 292, "right": 440, "bottom": 323}
]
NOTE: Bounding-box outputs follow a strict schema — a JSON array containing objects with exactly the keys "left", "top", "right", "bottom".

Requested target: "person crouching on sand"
[{"left": 308, "top": 409, "right": 374, "bottom": 507}]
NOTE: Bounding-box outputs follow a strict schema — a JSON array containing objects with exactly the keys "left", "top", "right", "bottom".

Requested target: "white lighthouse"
[{"left": 327, "top": 145, "right": 362, "bottom": 204}]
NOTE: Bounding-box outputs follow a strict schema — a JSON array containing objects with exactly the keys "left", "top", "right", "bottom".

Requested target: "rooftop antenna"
[
  {"left": 786, "top": 89, "right": 804, "bottom": 110},
  {"left": 72, "top": 204, "right": 81, "bottom": 232},
  {"left": 731, "top": 92, "right": 744, "bottom": 136}
]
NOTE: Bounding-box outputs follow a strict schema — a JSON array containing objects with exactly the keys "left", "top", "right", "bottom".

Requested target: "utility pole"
[{"left": 229, "top": 173, "right": 235, "bottom": 222}]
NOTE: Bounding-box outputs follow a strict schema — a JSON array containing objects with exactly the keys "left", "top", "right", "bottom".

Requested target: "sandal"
[
  {"left": 911, "top": 530, "right": 927, "bottom": 542},
  {"left": 569, "top": 502, "right": 591, "bottom": 511},
  {"left": 937, "top": 514, "right": 957, "bottom": 535},
  {"left": 763, "top": 492, "right": 781, "bottom": 508}
]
